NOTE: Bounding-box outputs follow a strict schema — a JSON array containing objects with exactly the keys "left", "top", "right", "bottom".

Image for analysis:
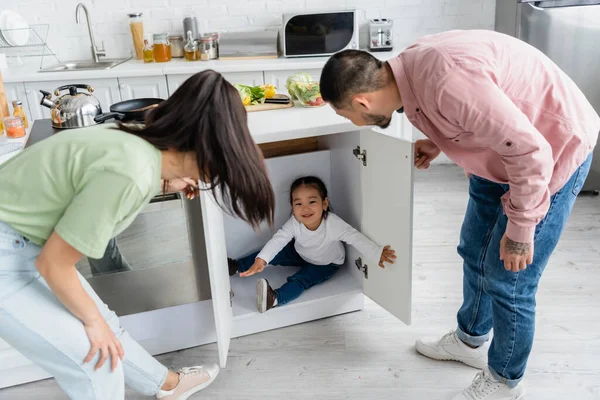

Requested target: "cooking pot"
[
  {"left": 39, "top": 84, "right": 102, "bottom": 129},
  {"left": 94, "top": 98, "right": 163, "bottom": 123}
]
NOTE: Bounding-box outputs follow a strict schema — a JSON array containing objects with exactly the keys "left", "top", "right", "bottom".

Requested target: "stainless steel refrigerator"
[{"left": 495, "top": 0, "right": 600, "bottom": 194}]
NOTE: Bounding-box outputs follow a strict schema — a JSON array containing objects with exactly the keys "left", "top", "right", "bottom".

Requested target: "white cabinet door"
[
  {"left": 118, "top": 76, "right": 169, "bottom": 101},
  {"left": 24, "top": 79, "right": 121, "bottom": 121},
  {"left": 3, "top": 82, "right": 32, "bottom": 125},
  {"left": 166, "top": 72, "right": 263, "bottom": 96},
  {"left": 199, "top": 188, "right": 233, "bottom": 368},
  {"left": 359, "top": 129, "right": 414, "bottom": 324},
  {"left": 264, "top": 68, "right": 322, "bottom": 96}
]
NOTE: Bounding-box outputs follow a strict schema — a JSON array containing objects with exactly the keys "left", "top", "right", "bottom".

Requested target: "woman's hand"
[
  {"left": 239, "top": 258, "right": 267, "bottom": 277},
  {"left": 414, "top": 139, "right": 441, "bottom": 170},
  {"left": 162, "top": 178, "right": 200, "bottom": 199},
  {"left": 379, "top": 245, "right": 397, "bottom": 268},
  {"left": 83, "top": 318, "right": 124, "bottom": 371}
]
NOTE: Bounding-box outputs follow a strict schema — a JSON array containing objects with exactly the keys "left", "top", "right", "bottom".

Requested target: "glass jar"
[
  {"left": 168, "top": 35, "right": 185, "bottom": 58},
  {"left": 12, "top": 100, "right": 28, "bottom": 128},
  {"left": 153, "top": 33, "right": 172, "bottom": 63},
  {"left": 184, "top": 30, "right": 198, "bottom": 61},
  {"left": 205, "top": 32, "right": 220, "bottom": 58},
  {"left": 128, "top": 13, "right": 144, "bottom": 60},
  {"left": 199, "top": 35, "right": 217, "bottom": 60},
  {"left": 4, "top": 116, "right": 26, "bottom": 138},
  {"left": 199, "top": 37, "right": 212, "bottom": 61}
]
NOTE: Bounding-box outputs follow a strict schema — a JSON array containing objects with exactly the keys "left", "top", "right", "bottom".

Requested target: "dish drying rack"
[{"left": 0, "top": 24, "right": 59, "bottom": 69}]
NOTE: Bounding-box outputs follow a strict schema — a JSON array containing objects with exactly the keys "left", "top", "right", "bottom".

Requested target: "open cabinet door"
[
  {"left": 199, "top": 188, "right": 233, "bottom": 368},
  {"left": 359, "top": 130, "right": 413, "bottom": 324}
]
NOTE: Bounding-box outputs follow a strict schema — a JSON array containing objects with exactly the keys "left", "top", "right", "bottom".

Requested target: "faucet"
[{"left": 75, "top": 3, "right": 106, "bottom": 63}]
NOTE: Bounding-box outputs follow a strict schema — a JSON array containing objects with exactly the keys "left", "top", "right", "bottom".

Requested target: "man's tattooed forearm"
[{"left": 506, "top": 237, "right": 530, "bottom": 255}]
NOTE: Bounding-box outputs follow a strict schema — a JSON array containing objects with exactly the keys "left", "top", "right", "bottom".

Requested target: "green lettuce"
[{"left": 234, "top": 84, "right": 266, "bottom": 105}]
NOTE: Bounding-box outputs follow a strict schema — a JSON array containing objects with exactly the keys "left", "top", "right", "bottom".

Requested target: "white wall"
[{"left": 5, "top": 0, "right": 496, "bottom": 63}]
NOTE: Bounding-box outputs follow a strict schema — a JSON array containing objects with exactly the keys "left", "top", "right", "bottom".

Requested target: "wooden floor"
[{"left": 2, "top": 165, "right": 599, "bottom": 400}]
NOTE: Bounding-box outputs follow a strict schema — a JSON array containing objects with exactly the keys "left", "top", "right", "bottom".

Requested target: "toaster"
[{"left": 369, "top": 19, "right": 393, "bottom": 52}]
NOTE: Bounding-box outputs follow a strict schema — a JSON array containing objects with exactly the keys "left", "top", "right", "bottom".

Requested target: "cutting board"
[{"left": 245, "top": 94, "right": 294, "bottom": 112}]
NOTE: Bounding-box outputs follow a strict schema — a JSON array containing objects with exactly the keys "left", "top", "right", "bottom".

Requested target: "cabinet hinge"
[
  {"left": 355, "top": 257, "right": 368, "bottom": 279},
  {"left": 229, "top": 289, "right": 234, "bottom": 307},
  {"left": 353, "top": 146, "right": 367, "bottom": 166}
]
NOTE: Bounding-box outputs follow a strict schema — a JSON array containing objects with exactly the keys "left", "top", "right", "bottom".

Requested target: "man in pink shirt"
[{"left": 320, "top": 29, "right": 599, "bottom": 400}]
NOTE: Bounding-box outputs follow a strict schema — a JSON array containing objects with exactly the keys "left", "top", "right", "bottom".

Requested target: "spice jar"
[
  {"left": 153, "top": 33, "right": 172, "bottom": 63},
  {"left": 4, "top": 116, "right": 25, "bottom": 138},
  {"left": 168, "top": 35, "right": 185, "bottom": 58},
  {"left": 128, "top": 13, "right": 144, "bottom": 60},
  {"left": 184, "top": 31, "right": 198, "bottom": 61},
  {"left": 12, "top": 100, "right": 28, "bottom": 128},
  {"left": 199, "top": 35, "right": 218, "bottom": 61},
  {"left": 205, "top": 32, "right": 220, "bottom": 58}
]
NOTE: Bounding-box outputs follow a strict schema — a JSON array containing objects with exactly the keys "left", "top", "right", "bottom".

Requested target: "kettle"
[{"left": 39, "top": 84, "right": 102, "bottom": 129}]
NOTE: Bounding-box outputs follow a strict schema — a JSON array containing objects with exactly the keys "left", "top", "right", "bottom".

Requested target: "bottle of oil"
[
  {"left": 142, "top": 36, "right": 154, "bottom": 63},
  {"left": 184, "top": 30, "right": 198, "bottom": 61},
  {"left": 12, "top": 100, "right": 28, "bottom": 129}
]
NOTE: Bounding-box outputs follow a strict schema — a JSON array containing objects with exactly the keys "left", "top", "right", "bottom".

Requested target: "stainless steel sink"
[{"left": 39, "top": 58, "right": 131, "bottom": 72}]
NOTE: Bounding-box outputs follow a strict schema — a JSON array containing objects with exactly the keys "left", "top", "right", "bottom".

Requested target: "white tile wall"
[{"left": 4, "top": 0, "right": 496, "bottom": 65}]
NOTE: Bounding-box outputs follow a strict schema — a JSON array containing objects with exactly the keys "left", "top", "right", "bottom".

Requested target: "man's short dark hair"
[{"left": 320, "top": 50, "right": 388, "bottom": 108}]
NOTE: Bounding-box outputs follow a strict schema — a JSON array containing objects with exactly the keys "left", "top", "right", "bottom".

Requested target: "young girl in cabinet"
[{"left": 228, "top": 176, "right": 397, "bottom": 313}]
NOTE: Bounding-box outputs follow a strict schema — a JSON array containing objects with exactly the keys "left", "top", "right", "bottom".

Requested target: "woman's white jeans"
[{"left": 0, "top": 221, "right": 168, "bottom": 399}]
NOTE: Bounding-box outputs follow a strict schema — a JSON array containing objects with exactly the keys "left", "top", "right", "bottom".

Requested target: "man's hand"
[
  {"left": 500, "top": 233, "right": 534, "bottom": 273},
  {"left": 414, "top": 139, "right": 441, "bottom": 169}
]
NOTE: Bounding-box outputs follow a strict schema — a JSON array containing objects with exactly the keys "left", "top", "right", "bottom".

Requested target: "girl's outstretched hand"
[
  {"left": 379, "top": 245, "right": 397, "bottom": 268},
  {"left": 239, "top": 258, "right": 267, "bottom": 277}
]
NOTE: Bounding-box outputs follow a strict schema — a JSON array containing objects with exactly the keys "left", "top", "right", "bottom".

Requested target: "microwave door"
[{"left": 284, "top": 12, "right": 355, "bottom": 57}]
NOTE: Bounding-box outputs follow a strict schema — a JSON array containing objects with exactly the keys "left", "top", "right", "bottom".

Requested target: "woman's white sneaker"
[
  {"left": 156, "top": 364, "right": 220, "bottom": 400},
  {"left": 453, "top": 367, "right": 525, "bottom": 400},
  {"left": 415, "top": 330, "right": 489, "bottom": 369}
]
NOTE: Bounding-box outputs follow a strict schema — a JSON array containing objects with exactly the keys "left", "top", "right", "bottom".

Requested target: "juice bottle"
[{"left": 12, "top": 100, "right": 28, "bottom": 128}]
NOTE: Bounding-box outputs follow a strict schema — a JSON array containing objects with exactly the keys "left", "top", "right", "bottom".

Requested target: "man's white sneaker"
[
  {"left": 453, "top": 367, "right": 525, "bottom": 400},
  {"left": 415, "top": 330, "right": 489, "bottom": 369}
]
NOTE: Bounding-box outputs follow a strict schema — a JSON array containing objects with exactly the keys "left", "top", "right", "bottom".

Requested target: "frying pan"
[{"left": 94, "top": 98, "right": 164, "bottom": 123}]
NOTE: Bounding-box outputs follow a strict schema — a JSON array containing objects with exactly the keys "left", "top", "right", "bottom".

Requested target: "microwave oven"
[{"left": 280, "top": 10, "right": 359, "bottom": 57}]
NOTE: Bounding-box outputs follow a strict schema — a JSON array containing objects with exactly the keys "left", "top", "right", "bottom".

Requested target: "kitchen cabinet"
[
  {"left": 0, "top": 121, "right": 414, "bottom": 388},
  {"left": 24, "top": 79, "right": 121, "bottom": 122},
  {"left": 166, "top": 71, "right": 264, "bottom": 94},
  {"left": 2, "top": 83, "right": 32, "bottom": 125},
  {"left": 118, "top": 76, "right": 169, "bottom": 101}
]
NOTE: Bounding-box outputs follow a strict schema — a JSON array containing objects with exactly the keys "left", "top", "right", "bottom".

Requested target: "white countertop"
[
  {"left": 248, "top": 101, "right": 361, "bottom": 144},
  {"left": 0, "top": 103, "right": 364, "bottom": 166},
  {"left": 1, "top": 50, "right": 402, "bottom": 83}
]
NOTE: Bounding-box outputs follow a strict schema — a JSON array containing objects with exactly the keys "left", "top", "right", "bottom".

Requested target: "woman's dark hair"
[
  {"left": 118, "top": 69, "right": 275, "bottom": 228},
  {"left": 289, "top": 176, "right": 331, "bottom": 218}
]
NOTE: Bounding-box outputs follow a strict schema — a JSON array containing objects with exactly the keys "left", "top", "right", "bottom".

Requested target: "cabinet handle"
[
  {"left": 119, "top": 84, "right": 126, "bottom": 89},
  {"left": 25, "top": 89, "right": 31, "bottom": 94}
]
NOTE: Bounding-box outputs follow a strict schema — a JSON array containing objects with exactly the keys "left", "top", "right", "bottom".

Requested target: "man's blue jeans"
[{"left": 456, "top": 154, "right": 592, "bottom": 387}]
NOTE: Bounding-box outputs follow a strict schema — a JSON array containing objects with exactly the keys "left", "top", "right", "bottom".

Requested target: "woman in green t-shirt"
[{"left": 0, "top": 70, "right": 274, "bottom": 400}]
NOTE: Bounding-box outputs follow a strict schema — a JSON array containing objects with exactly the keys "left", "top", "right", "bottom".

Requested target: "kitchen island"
[{"left": 0, "top": 104, "right": 415, "bottom": 390}]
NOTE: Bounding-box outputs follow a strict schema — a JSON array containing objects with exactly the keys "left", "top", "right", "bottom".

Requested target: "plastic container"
[
  {"left": 4, "top": 116, "right": 26, "bottom": 138},
  {"left": 153, "top": 33, "right": 172, "bottom": 63},
  {"left": 291, "top": 81, "right": 327, "bottom": 108}
]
